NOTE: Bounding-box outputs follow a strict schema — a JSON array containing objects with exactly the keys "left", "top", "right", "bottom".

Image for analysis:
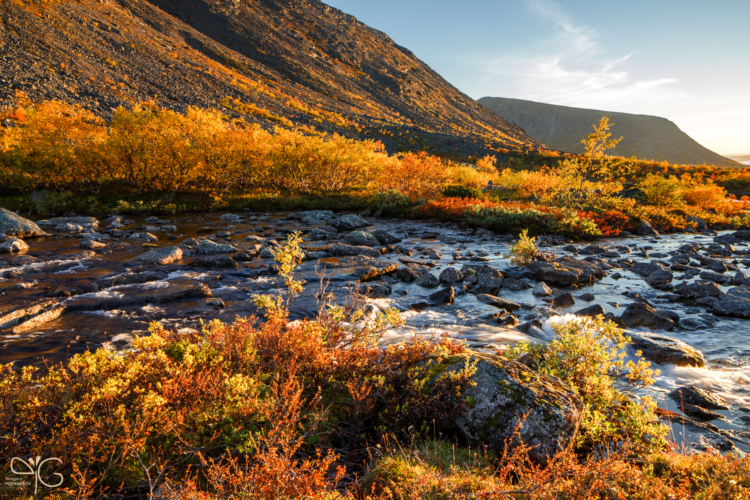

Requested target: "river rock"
[
  {"left": 668, "top": 386, "right": 730, "bottom": 410},
  {"left": 424, "top": 351, "right": 582, "bottom": 465},
  {"left": 620, "top": 302, "right": 675, "bottom": 331},
  {"left": 683, "top": 404, "right": 723, "bottom": 421},
  {"left": 476, "top": 294, "right": 521, "bottom": 312},
  {"left": 674, "top": 281, "right": 725, "bottom": 300},
  {"left": 358, "top": 282, "right": 391, "bottom": 298},
  {"left": 415, "top": 272, "right": 440, "bottom": 288},
  {"left": 65, "top": 281, "right": 212, "bottom": 311},
  {"left": 334, "top": 214, "right": 368, "bottom": 231},
  {"left": 439, "top": 267, "right": 464, "bottom": 284},
  {"left": 11, "top": 305, "right": 66, "bottom": 334},
  {"left": 461, "top": 264, "right": 503, "bottom": 294},
  {"left": 395, "top": 265, "right": 426, "bottom": 283},
  {"left": 79, "top": 239, "right": 107, "bottom": 250},
  {"left": 190, "top": 256, "right": 238, "bottom": 268},
  {"left": 429, "top": 286, "right": 455, "bottom": 305},
  {"left": 627, "top": 332, "right": 705, "bottom": 367},
  {"left": 97, "top": 270, "right": 169, "bottom": 290},
  {"left": 699, "top": 271, "right": 731, "bottom": 284},
  {"left": 129, "top": 232, "right": 159, "bottom": 243},
  {"left": 696, "top": 255, "right": 731, "bottom": 274},
  {"left": 219, "top": 214, "right": 242, "bottom": 222},
  {"left": 0, "top": 298, "right": 59, "bottom": 330},
  {"left": 532, "top": 282, "right": 552, "bottom": 296},
  {"left": 526, "top": 256, "right": 603, "bottom": 286},
  {"left": 129, "top": 246, "right": 183, "bottom": 265},
  {"left": 328, "top": 243, "right": 380, "bottom": 258},
  {"left": 551, "top": 292, "right": 575, "bottom": 308},
  {"left": 39, "top": 216, "right": 99, "bottom": 229},
  {"left": 713, "top": 286, "right": 750, "bottom": 318},
  {"left": 636, "top": 220, "right": 659, "bottom": 236},
  {"left": 575, "top": 304, "right": 605, "bottom": 318},
  {"left": 645, "top": 269, "right": 673, "bottom": 287},
  {"left": 0, "top": 238, "right": 29, "bottom": 253},
  {"left": 351, "top": 262, "right": 399, "bottom": 282},
  {"left": 0, "top": 208, "right": 47, "bottom": 238},
  {"left": 372, "top": 229, "right": 402, "bottom": 245},
  {"left": 195, "top": 240, "right": 238, "bottom": 255},
  {"left": 344, "top": 231, "right": 381, "bottom": 247},
  {"left": 631, "top": 261, "right": 667, "bottom": 277}
]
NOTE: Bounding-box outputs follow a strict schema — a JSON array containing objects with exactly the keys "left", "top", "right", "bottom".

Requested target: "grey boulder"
[
  {"left": 627, "top": 332, "right": 705, "bottom": 367},
  {"left": 526, "top": 256, "right": 603, "bottom": 286},
  {"left": 0, "top": 208, "right": 47, "bottom": 239}
]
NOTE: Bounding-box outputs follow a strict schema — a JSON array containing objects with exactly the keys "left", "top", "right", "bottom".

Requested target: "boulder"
[
  {"left": 631, "top": 262, "right": 667, "bottom": 277},
  {"left": 425, "top": 351, "right": 582, "bottom": 465},
  {"left": 627, "top": 332, "right": 705, "bottom": 367},
  {"left": 415, "top": 272, "right": 440, "bottom": 288},
  {"left": 687, "top": 215, "right": 708, "bottom": 231},
  {"left": 461, "top": 264, "right": 503, "bottom": 294},
  {"left": 439, "top": 267, "right": 464, "bottom": 284},
  {"left": 79, "top": 240, "right": 107, "bottom": 250},
  {"left": 635, "top": 220, "right": 659, "bottom": 236},
  {"left": 190, "top": 256, "right": 239, "bottom": 268},
  {"left": 195, "top": 239, "right": 238, "bottom": 255},
  {"left": 394, "top": 265, "right": 426, "bottom": 283},
  {"left": 575, "top": 304, "right": 605, "bottom": 318},
  {"left": 344, "top": 231, "right": 381, "bottom": 247},
  {"left": 65, "top": 281, "right": 212, "bottom": 311},
  {"left": 645, "top": 269, "right": 673, "bottom": 287},
  {"left": 334, "top": 214, "right": 368, "bottom": 231},
  {"left": 328, "top": 243, "right": 380, "bottom": 258},
  {"left": 683, "top": 404, "right": 723, "bottom": 421},
  {"left": 502, "top": 278, "right": 531, "bottom": 291},
  {"left": 620, "top": 302, "right": 675, "bottom": 331},
  {"left": 713, "top": 286, "right": 750, "bottom": 318},
  {"left": 696, "top": 256, "right": 730, "bottom": 274},
  {"left": 476, "top": 294, "right": 521, "bottom": 312},
  {"left": 97, "top": 270, "right": 169, "bottom": 290},
  {"left": 668, "top": 386, "right": 729, "bottom": 410},
  {"left": 0, "top": 298, "right": 59, "bottom": 330},
  {"left": 358, "top": 282, "right": 392, "bottom": 298},
  {"left": 129, "top": 246, "right": 183, "bottom": 265},
  {"left": 551, "top": 292, "right": 575, "bottom": 308},
  {"left": 532, "top": 282, "right": 552, "bottom": 296},
  {"left": 527, "top": 256, "right": 603, "bottom": 286},
  {"left": 0, "top": 238, "right": 29, "bottom": 253},
  {"left": 372, "top": 229, "right": 402, "bottom": 245},
  {"left": 674, "top": 281, "right": 724, "bottom": 300},
  {"left": 0, "top": 208, "right": 47, "bottom": 239},
  {"left": 429, "top": 286, "right": 455, "bottom": 305},
  {"left": 129, "top": 232, "right": 159, "bottom": 243}
]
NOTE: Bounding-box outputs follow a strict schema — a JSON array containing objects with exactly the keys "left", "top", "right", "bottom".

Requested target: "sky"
[{"left": 326, "top": 0, "right": 750, "bottom": 156}]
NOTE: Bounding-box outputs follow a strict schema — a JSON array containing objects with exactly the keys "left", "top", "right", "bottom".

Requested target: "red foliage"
[{"left": 579, "top": 210, "right": 632, "bottom": 236}]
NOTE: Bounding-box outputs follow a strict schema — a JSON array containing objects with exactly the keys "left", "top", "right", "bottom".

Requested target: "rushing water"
[{"left": 2, "top": 211, "right": 750, "bottom": 450}]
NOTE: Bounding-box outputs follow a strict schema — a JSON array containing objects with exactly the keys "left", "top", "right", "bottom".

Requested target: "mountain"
[
  {"left": 726, "top": 155, "right": 750, "bottom": 163},
  {"left": 0, "top": 0, "right": 540, "bottom": 157},
  {"left": 478, "top": 97, "right": 740, "bottom": 168}
]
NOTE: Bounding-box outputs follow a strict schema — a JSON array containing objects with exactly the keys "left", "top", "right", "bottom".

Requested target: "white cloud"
[{"left": 480, "top": 0, "right": 689, "bottom": 111}]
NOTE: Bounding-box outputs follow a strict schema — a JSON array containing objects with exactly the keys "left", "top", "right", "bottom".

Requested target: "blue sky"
[{"left": 326, "top": 0, "right": 750, "bottom": 155}]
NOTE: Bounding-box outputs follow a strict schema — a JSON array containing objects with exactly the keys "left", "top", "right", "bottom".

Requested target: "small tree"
[{"left": 557, "top": 116, "right": 629, "bottom": 207}]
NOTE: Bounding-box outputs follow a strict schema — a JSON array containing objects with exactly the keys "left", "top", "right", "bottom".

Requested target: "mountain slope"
[
  {"left": 0, "top": 0, "right": 540, "bottom": 157},
  {"left": 478, "top": 97, "right": 740, "bottom": 168}
]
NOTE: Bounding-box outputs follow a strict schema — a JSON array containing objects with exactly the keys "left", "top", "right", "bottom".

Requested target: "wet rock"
[
  {"left": 476, "top": 294, "right": 521, "bottom": 312},
  {"left": 696, "top": 255, "right": 731, "bottom": 274},
  {"left": 65, "top": 281, "right": 212, "bottom": 311},
  {"left": 420, "top": 249, "right": 441, "bottom": 261},
  {"left": 461, "top": 264, "right": 503, "bottom": 294},
  {"left": 0, "top": 238, "right": 29, "bottom": 253},
  {"left": 289, "top": 210, "right": 333, "bottom": 224},
  {"left": 328, "top": 243, "right": 380, "bottom": 258},
  {"left": 344, "top": 231, "right": 381, "bottom": 247},
  {"left": 620, "top": 302, "right": 675, "bottom": 331},
  {"left": 533, "top": 282, "right": 552, "bottom": 296},
  {"left": 636, "top": 220, "right": 659, "bottom": 236},
  {"left": 55, "top": 223, "right": 85, "bottom": 233},
  {"left": 353, "top": 263, "right": 399, "bottom": 282},
  {"left": 415, "top": 272, "right": 440, "bottom": 288},
  {"left": 129, "top": 246, "right": 183, "bottom": 265},
  {"left": 394, "top": 265, "right": 426, "bottom": 283},
  {"left": 97, "top": 270, "right": 169, "bottom": 290},
  {"left": 194, "top": 239, "right": 238, "bottom": 255},
  {"left": 0, "top": 298, "right": 59, "bottom": 330},
  {"left": 628, "top": 332, "right": 705, "bottom": 367},
  {"left": 668, "top": 386, "right": 730, "bottom": 410},
  {"left": 207, "top": 298, "right": 225, "bottom": 308},
  {"left": 683, "top": 404, "right": 724, "bottom": 421},
  {"left": 674, "top": 281, "right": 725, "bottom": 300},
  {"left": 678, "top": 318, "right": 706, "bottom": 330},
  {"left": 333, "top": 214, "right": 368, "bottom": 231},
  {"left": 79, "top": 239, "right": 106, "bottom": 250},
  {"left": 129, "top": 232, "right": 159, "bottom": 243},
  {"left": 631, "top": 261, "right": 667, "bottom": 277},
  {"left": 499, "top": 314, "right": 519, "bottom": 327},
  {"left": 527, "top": 256, "right": 603, "bottom": 286},
  {"left": 424, "top": 351, "right": 582, "bottom": 465},
  {"left": 713, "top": 286, "right": 750, "bottom": 318},
  {"left": 190, "top": 256, "right": 238, "bottom": 268},
  {"left": 645, "top": 269, "right": 673, "bottom": 287},
  {"left": 358, "top": 282, "right": 392, "bottom": 298},
  {"left": 687, "top": 215, "right": 708, "bottom": 231},
  {"left": 11, "top": 305, "right": 66, "bottom": 334},
  {"left": 0, "top": 208, "right": 44, "bottom": 237},
  {"left": 551, "top": 292, "right": 575, "bottom": 308},
  {"left": 429, "top": 286, "right": 455, "bottom": 305},
  {"left": 439, "top": 267, "right": 464, "bottom": 284},
  {"left": 699, "top": 271, "right": 731, "bottom": 284},
  {"left": 219, "top": 214, "right": 242, "bottom": 222},
  {"left": 372, "top": 229, "right": 402, "bottom": 245},
  {"left": 40, "top": 216, "right": 98, "bottom": 229},
  {"left": 575, "top": 304, "right": 605, "bottom": 318},
  {"left": 400, "top": 257, "right": 438, "bottom": 267},
  {"left": 578, "top": 293, "right": 595, "bottom": 302},
  {"left": 502, "top": 278, "right": 531, "bottom": 291}
]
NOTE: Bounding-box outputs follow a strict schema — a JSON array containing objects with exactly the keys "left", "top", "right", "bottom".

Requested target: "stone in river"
[
  {"left": 620, "top": 302, "right": 675, "bottom": 331},
  {"left": 11, "top": 305, "right": 66, "bottom": 334},
  {"left": 129, "top": 232, "right": 159, "bottom": 243},
  {"left": 439, "top": 267, "right": 464, "bottom": 284},
  {"left": 0, "top": 208, "right": 48, "bottom": 238},
  {"left": 674, "top": 281, "right": 724, "bottom": 300},
  {"left": 526, "top": 256, "right": 602, "bottom": 286},
  {"left": 683, "top": 404, "right": 724, "bottom": 421},
  {"left": 358, "top": 282, "right": 391, "bottom": 298},
  {"left": 0, "top": 298, "right": 59, "bottom": 330},
  {"left": 429, "top": 286, "right": 455, "bottom": 305},
  {"left": 532, "top": 282, "right": 552, "bottom": 296},
  {"left": 79, "top": 239, "right": 107, "bottom": 250},
  {"left": 343, "top": 230, "right": 381, "bottom": 247},
  {"left": 668, "top": 386, "right": 730, "bottom": 410},
  {"left": 713, "top": 286, "right": 750, "bottom": 318},
  {"left": 65, "top": 281, "right": 212, "bottom": 311},
  {"left": 628, "top": 332, "right": 705, "bottom": 367},
  {"left": 129, "top": 246, "right": 183, "bottom": 265},
  {"left": 461, "top": 264, "right": 503, "bottom": 294},
  {"left": 0, "top": 238, "right": 29, "bottom": 253},
  {"left": 190, "top": 256, "right": 239, "bottom": 268},
  {"left": 645, "top": 269, "right": 673, "bottom": 287},
  {"left": 575, "top": 304, "right": 605, "bottom": 318},
  {"left": 372, "top": 229, "right": 402, "bottom": 245},
  {"left": 415, "top": 272, "right": 440, "bottom": 288},
  {"left": 635, "top": 220, "right": 659, "bottom": 236},
  {"left": 476, "top": 294, "right": 521, "bottom": 312},
  {"left": 333, "top": 214, "right": 368, "bottom": 231},
  {"left": 550, "top": 292, "right": 575, "bottom": 308},
  {"left": 194, "top": 239, "right": 238, "bottom": 255}
]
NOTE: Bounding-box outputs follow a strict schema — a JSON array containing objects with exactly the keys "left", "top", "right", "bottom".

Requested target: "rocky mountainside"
[
  {"left": 0, "top": 0, "right": 539, "bottom": 157},
  {"left": 479, "top": 97, "right": 740, "bottom": 168}
]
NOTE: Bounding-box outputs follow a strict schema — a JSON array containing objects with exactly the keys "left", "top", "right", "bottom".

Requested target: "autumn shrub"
[
  {"left": 507, "top": 317, "right": 667, "bottom": 456},
  {"left": 441, "top": 184, "right": 484, "bottom": 199},
  {"left": 370, "top": 190, "right": 413, "bottom": 217},
  {"left": 506, "top": 229, "right": 538, "bottom": 266},
  {"left": 497, "top": 168, "right": 565, "bottom": 200},
  {"left": 376, "top": 152, "right": 451, "bottom": 201},
  {"left": 637, "top": 174, "right": 684, "bottom": 208},
  {"left": 579, "top": 209, "right": 634, "bottom": 236}
]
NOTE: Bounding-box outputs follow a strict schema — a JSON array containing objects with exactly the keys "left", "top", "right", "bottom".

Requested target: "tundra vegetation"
[
  {"left": 1, "top": 236, "right": 749, "bottom": 499},
  {"left": 1, "top": 99, "right": 750, "bottom": 238}
]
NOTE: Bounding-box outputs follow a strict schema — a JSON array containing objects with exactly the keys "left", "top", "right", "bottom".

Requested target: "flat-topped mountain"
[
  {"left": 478, "top": 97, "right": 740, "bottom": 168},
  {"left": 0, "top": 0, "right": 539, "bottom": 157}
]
